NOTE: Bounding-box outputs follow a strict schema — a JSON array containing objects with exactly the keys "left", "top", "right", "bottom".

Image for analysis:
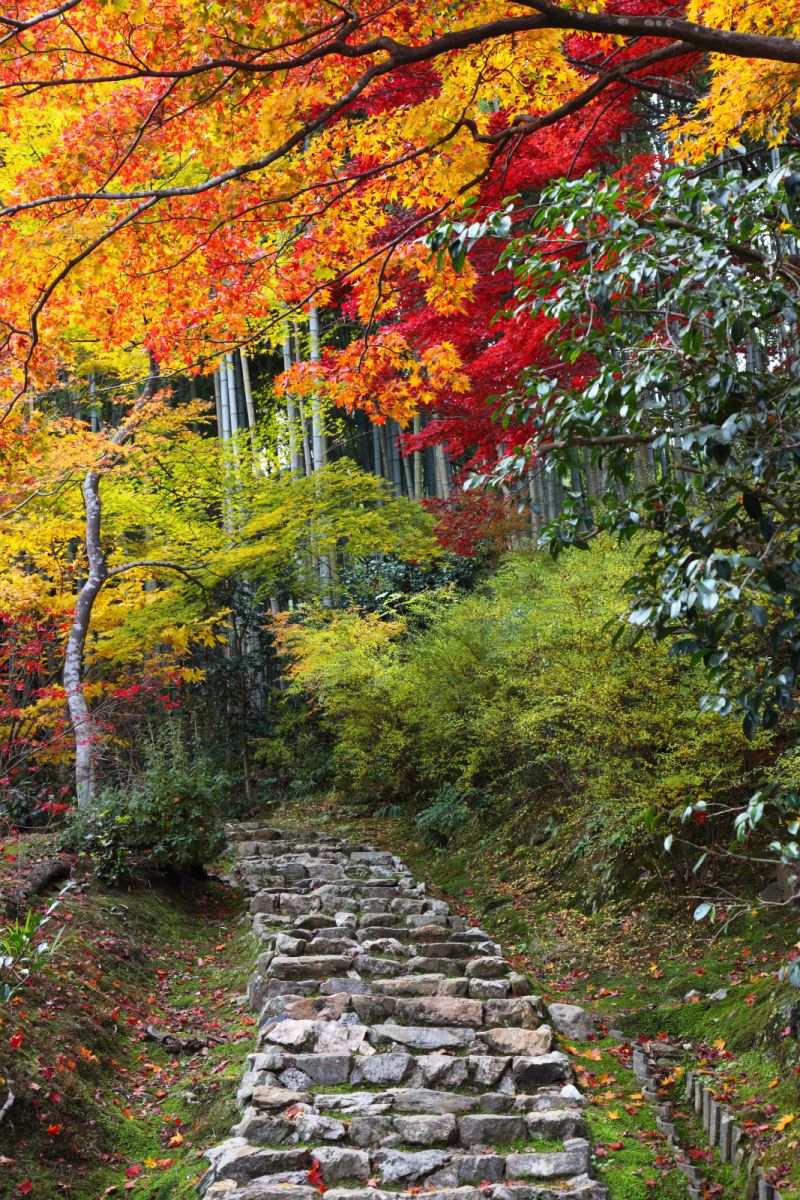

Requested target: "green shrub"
[
  {"left": 278, "top": 543, "right": 770, "bottom": 902},
  {"left": 415, "top": 785, "right": 474, "bottom": 847},
  {"left": 66, "top": 724, "right": 229, "bottom": 882}
]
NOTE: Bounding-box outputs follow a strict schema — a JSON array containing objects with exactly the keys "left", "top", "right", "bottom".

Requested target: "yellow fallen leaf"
[
  {"left": 768, "top": 1078, "right": 779, "bottom": 1090},
  {"left": 168, "top": 1132, "right": 184, "bottom": 1147},
  {"left": 712, "top": 1038, "right": 726, "bottom": 1051},
  {"left": 776, "top": 1114, "right": 796, "bottom": 1133},
  {"left": 607, "top": 1111, "right": 620, "bottom": 1120}
]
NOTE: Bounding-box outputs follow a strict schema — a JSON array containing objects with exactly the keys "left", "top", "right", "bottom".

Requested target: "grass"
[
  {"left": 0, "top": 828, "right": 256, "bottom": 1200},
  {"left": 271, "top": 794, "right": 800, "bottom": 1200}
]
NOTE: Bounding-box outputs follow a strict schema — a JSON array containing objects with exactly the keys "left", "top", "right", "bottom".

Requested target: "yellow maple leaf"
[{"left": 776, "top": 1114, "right": 796, "bottom": 1132}]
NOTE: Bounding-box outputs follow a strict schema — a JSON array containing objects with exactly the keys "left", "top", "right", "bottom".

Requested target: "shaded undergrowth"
[{"left": 0, "top": 830, "right": 254, "bottom": 1200}]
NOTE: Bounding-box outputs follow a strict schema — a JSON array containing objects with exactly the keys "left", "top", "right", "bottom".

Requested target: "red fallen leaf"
[
  {"left": 125, "top": 1166, "right": 143, "bottom": 1178},
  {"left": 9, "top": 1033, "right": 23, "bottom": 1050},
  {"left": 608, "top": 1142, "right": 624, "bottom": 1151},
  {"left": 18, "top": 1183, "right": 32, "bottom": 1196},
  {"left": 307, "top": 1161, "right": 326, "bottom": 1192},
  {"left": 46, "top": 1124, "right": 62, "bottom": 1136}
]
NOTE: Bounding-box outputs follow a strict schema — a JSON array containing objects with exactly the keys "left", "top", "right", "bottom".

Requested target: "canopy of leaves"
[
  {"left": 463, "top": 158, "right": 800, "bottom": 737},
  {"left": 0, "top": 0, "right": 796, "bottom": 395}
]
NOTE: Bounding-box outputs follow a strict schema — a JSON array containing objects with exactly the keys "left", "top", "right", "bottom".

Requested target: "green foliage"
[
  {"left": 216, "top": 458, "right": 440, "bottom": 601},
  {"left": 415, "top": 784, "right": 474, "bottom": 847},
  {"left": 278, "top": 544, "right": 763, "bottom": 902},
  {"left": 336, "top": 551, "right": 484, "bottom": 613},
  {"left": 488, "top": 160, "right": 800, "bottom": 739},
  {"left": 0, "top": 886, "right": 71, "bottom": 1001},
  {"left": 66, "top": 723, "right": 229, "bottom": 881}
]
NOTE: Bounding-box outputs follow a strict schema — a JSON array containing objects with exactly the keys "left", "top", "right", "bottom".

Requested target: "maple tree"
[
  {"left": 0, "top": 0, "right": 797, "bottom": 398},
  {"left": 0, "top": 0, "right": 798, "bottom": 827},
  {"left": 0, "top": 375, "right": 437, "bottom": 806}
]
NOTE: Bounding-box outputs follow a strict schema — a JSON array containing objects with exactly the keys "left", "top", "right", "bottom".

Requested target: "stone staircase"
[{"left": 201, "top": 824, "right": 608, "bottom": 1200}]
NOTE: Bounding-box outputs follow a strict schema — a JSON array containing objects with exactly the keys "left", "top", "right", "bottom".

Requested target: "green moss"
[
  {"left": 0, "top": 854, "right": 254, "bottom": 1200},
  {"left": 494, "top": 1136, "right": 564, "bottom": 1153}
]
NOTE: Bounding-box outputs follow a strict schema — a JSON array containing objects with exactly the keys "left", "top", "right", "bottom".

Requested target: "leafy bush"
[
  {"left": 277, "top": 544, "right": 769, "bottom": 903},
  {"left": 66, "top": 724, "right": 229, "bottom": 882},
  {"left": 415, "top": 785, "right": 474, "bottom": 847}
]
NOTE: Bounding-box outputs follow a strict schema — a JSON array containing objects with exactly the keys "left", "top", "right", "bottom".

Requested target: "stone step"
[
  {"left": 204, "top": 828, "right": 606, "bottom": 1200},
  {"left": 204, "top": 1137, "right": 592, "bottom": 1188},
  {"left": 234, "top": 1100, "right": 586, "bottom": 1148},
  {"left": 206, "top": 1180, "right": 607, "bottom": 1200}
]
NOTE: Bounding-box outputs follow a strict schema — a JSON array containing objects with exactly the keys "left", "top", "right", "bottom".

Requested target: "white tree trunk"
[
  {"left": 413, "top": 414, "right": 423, "bottom": 500},
  {"left": 63, "top": 469, "right": 106, "bottom": 807},
  {"left": 240, "top": 349, "right": 257, "bottom": 446},
  {"left": 283, "top": 332, "right": 302, "bottom": 476},
  {"left": 309, "top": 306, "right": 326, "bottom": 470},
  {"left": 434, "top": 444, "right": 451, "bottom": 499},
  {"left": 219, "top": 363, "right": 232, "bottom": 441},
  {"left": 225, "top": 353, "right": 239, "bottom": 435},
  {"left": 212, "top": 369, "right": 223, "bottom": 437},
  {"left": 62, "top": 361, "right": 159, "bottom": 806}
]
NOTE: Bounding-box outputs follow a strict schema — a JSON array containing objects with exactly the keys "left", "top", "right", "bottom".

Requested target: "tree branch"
[{"left": 105, "top": 559, "right": 206, "bottom": 581}]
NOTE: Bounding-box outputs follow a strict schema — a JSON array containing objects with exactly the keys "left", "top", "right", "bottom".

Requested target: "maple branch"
[
  {"left": 0, "top": 0, "right": 81, "bottom": 43},
  {"left": 0, "top": 471, "right": 75, "bottom": 519},
  {"left": 516, "top": 0, "right": 800, "bottom": 66},
  {"left": 105, "top": 559, "right": 206, "bottom": 581},
  {"left": 2, "top": 1, "right": 800, "bottom": 99},
  {"left": 0, "top": 34, "right": 692, "bottom": 226}
]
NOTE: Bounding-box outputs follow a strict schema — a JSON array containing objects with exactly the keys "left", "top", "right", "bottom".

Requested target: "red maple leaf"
[{"left": 307, "top": 1161, "right": 326, "bottom": 1192}]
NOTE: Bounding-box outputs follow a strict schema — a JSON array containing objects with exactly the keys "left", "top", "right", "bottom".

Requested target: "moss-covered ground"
[
  {"left": 273, "top": 794, "right": 800, "bottom": 1200},
  {"left": 0, "top": 829, "right": 255, "bottom": 1200}
]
